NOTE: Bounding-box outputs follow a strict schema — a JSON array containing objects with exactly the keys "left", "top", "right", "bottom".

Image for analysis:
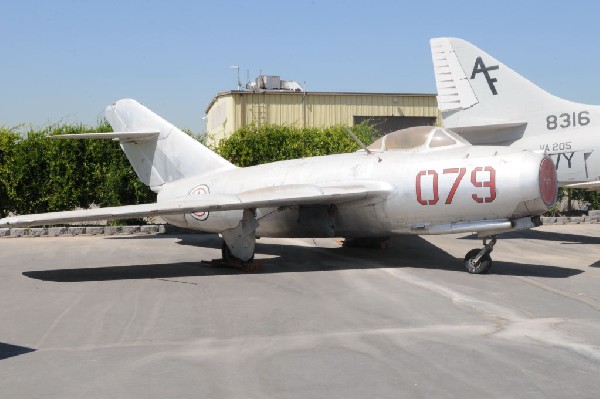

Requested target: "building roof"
[{"left": 205, "top": 90, "right": 437, "bottom": 114}]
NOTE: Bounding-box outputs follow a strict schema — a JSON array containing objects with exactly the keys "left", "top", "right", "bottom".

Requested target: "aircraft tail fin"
[
  {"left": 55, "top": 99, "right": 235, "bottom": 192},
  {"left": 430, "top": 37, "right": 583, "bottom": 144}
]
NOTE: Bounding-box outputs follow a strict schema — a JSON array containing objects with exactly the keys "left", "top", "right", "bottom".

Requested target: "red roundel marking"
[
  {"left": 189, "top": 184, "right": 209, "bottom": 221},
  {"left": 539, "top": 157, "right": 558, "bottom": 206}
]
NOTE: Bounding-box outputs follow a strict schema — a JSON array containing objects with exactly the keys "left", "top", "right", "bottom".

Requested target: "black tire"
[
  {"left": 464, "top": 248, "right": 492, "bottom": 274},
  {"left": 221, "top": 241, "right": 254, "bottom": 264}
]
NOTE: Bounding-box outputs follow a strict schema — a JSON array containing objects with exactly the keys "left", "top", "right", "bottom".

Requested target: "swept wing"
[{"left": 0, "top": 181, "right": 393, "bottom": 228}]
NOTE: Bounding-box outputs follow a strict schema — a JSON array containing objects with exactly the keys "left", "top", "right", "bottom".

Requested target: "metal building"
[{"left": 205, "top": 75, "right": 441, "bottom": 145}]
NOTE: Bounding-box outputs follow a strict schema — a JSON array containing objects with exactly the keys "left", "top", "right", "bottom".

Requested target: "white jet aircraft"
[
  {"left": 0, "top": 99, "right": 557, "bottom": 273},
  {"left": 430, "top": 37, "right": 600, "bottom": 189}
]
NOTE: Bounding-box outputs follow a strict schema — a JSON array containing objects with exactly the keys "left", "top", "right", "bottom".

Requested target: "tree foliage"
[
  {"left": 559, "top": 188, "right": 600, "bottom": 213},
  {"left": 214, "top": 123, "right": 376, "bottom": 167},
  {"left": 0, "top": 122, "right": 155, "bottom": 218}
]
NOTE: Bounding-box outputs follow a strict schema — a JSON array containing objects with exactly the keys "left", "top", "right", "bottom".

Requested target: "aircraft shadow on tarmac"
[
  {"left": 0, "top": 342, "right": 36, "bottom": 361},
  {"left": 22, "top": 234, "right": 582, "bottom": 282}
]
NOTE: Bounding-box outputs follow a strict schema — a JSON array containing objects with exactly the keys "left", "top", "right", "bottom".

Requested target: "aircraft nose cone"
[{"left": 539, "top": 157, "right": 558, "bottom": 206}]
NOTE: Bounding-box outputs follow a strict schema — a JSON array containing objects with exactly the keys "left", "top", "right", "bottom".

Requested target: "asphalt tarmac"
[{"left": 1, "top": 224, "right": 600, "bottom": 398}]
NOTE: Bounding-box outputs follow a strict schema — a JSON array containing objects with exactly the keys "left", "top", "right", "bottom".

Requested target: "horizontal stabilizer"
[
  {"left": 50, "top": 131, "right": 160, "bottom": 143},
  {"left": 564, "top": 181, "right": 600, "bottom": 191},
  {"left": 450, "top": 122, "right": 527, "bottom": 133},
  {"left": 451, "top": 122, "right": 528, "bottom": 145},
  {"left": 0, "top": 181, "right": 394, "bottom": 228}
]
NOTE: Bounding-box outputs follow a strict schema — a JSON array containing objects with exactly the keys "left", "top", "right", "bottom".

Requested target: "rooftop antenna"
[{"left": 229, "top": 65, "right": 241, "bottom": 90}]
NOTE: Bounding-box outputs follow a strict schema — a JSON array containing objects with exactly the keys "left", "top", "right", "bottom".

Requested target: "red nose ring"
[{"left": 539, "top": 157, "right": 558, "bottom": 206}]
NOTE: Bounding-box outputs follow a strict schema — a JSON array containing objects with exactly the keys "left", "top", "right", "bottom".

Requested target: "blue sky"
[{"left": 1, "top": 0, "right": 599, "bottom": 133}]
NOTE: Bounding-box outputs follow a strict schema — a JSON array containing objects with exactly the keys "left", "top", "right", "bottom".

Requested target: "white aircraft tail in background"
[{"left": 430, "top": 37, "right": 600, "bottom": 187}]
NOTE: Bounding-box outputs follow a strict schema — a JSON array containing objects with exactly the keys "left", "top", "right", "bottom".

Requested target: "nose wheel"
[{"left": 464, "top": 236, "right": 496, "bottom": 274}]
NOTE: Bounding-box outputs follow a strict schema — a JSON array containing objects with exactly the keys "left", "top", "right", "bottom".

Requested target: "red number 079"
[{"left": 416, "top": 166, "right": 496, "bottom": 205}]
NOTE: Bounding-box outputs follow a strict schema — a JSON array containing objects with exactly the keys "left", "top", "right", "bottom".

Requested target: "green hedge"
[
  {"left": 0, "top": 122, "right": 154, "bottom": 218},
  {"left": 214, "top": 123, "right": 376, "bottom": 167}
]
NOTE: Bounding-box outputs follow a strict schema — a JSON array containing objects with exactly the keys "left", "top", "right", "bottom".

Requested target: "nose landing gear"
[{"left": 464, "top": 236, "right": 496, "bottom": 274}]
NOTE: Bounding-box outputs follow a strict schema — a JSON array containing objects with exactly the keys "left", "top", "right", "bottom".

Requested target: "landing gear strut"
[
  {"left": 221, "top": 241, "right": 254, "bottom": 264},
  {"left": 220, "top": 209, "right": 258, "bottom": 264},
  {"left": 464, "top": 236, "right": 496, "bottom": 274}
]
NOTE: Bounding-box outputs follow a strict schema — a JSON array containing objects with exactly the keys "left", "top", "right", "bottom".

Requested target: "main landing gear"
[
  {"left": 464, "top": 236, "right": 496, "bottom": 274},
  {"left": 213, "top": 240, "right": 261, "bottom": 272},
  {"left": 221, "top": 241, "right": 254, "bottom": 264}
]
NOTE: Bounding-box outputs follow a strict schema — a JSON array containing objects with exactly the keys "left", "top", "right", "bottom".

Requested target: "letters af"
[{"left": 471, "top": 57, "right": 499, "bottom": 95}]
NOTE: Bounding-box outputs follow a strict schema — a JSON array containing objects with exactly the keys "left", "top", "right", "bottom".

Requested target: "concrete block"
[
  {"left": 68, "top": 227, "right": 85, "bottom": 236},
  {"left": 588, "top": 210, "right": 600, "bottom": 218},
  {"left": 10, "top": 228, "right": 28, "bottom": 237},
  {"left": 541, "top": 217, "right": 556, "bottom": 225},
  {"left": 569, "top": 216, "right": 585, "bottom": 224},
  {"left": 48, "top": 227, "right": 67, "bottom": 236},
  {"left": 86, "top": 227, "right": 104, "bottom": 235},
  {"left": 104, "top": 226, "right": 122, "bottom": 235},
  {"left": 121, "top": 226, "right": 141, "bottom": 235},
  {"left": 29, "top": 228, "right": 47, "bottom": 237},
  {"left": 0, "top": 228, "right": 10, "bottom": 237},
  {"left": 140, "top": 225, "right": 159, "bottom": 234}
]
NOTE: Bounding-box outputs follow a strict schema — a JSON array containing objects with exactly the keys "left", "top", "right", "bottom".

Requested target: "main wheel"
[
  {"left": 221, "top": 241, "right": 254, "bottom": 264},
  {"left": 464, "top": 248, "right": 492, "bottom": 274}
]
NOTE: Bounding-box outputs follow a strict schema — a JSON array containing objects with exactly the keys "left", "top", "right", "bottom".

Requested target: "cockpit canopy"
[{"left": 367, "top": 126, "right": 469, "bottom": 152}]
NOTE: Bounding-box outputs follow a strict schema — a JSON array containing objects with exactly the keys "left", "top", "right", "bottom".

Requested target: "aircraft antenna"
[{"left": 344, "top": 127, "right": 372, "bottom": 155}]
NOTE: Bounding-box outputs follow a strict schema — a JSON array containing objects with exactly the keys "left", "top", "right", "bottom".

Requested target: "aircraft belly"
[
  {"left": 255, "top": 207, "right": 332, "bottom": 238},
  {"left": 252, "top": 203, "right": 390, "bottom": 238},
  {"left": 157, "top": 204, "right": 391, "bottom": 239},
  {"left": 161, "top": 214, "right": 187, "bottom": 229},
  {"left": 334, "top": 202, "right": 391, "bottom": 237}
]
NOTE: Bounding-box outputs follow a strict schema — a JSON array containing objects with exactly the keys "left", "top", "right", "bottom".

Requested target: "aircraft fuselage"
[{"left": 159, "top": 145, "right": 552, "bottom": 238}]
